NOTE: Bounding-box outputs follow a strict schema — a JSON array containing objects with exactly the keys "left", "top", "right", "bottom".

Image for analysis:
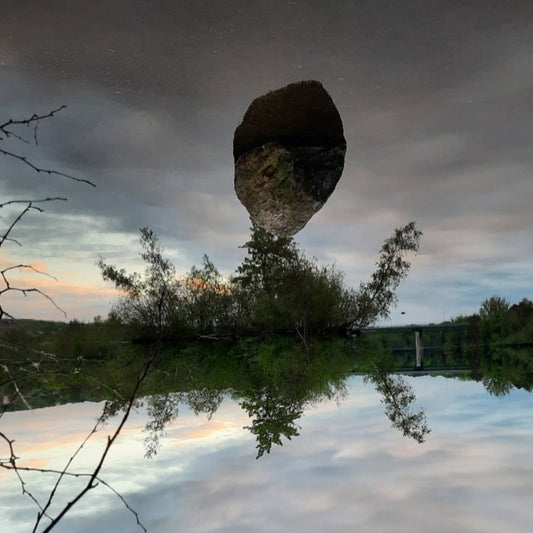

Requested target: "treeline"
[
  {"left": 369, "top": 295, "right": 533, "bottom": 357},
  {"left": 472, "top": 295, "right": 533, "bottom": 345},
  {"left": 365, "top": 295, "right": 533, "bottom": 395},
  {"left": 98, "top": 222, "right": 422, "bottom": 343}
]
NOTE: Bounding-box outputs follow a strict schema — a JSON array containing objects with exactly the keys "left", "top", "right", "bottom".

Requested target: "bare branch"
[
  {"left": 0, "top": 197, "right": 68, "bottom": 208},
  {"left": 0, "top": 431, "right": 51, "bottom": 518},
  {"left": 0, "top": 364, "right": 32, "bottom": 409},
  {"left": 38, "top": 350, "right": 158, "bottom": 532},
  {"left": 0, "top": 202, "right": 34, "bottom": 249},
  {"left": 0, "top": 106, "right": 150, "bottom": 531},
  {"left": 0, "top": 432, "right": 147, "bottom": 532},
  {"left": 0, "top": 148, "right": 95, "bottom": 187},
  {"left": 1, "top": 106, "right": 94, "bottom": 187},
  {"left": 34, "top": 415, "right": 104, "bottom": 530},
  {"left": 0, "top": 106, "right": 67, "bottom": 136},
  {"left": 0, "top": 198, "right": 68, "bottom": 249},
  {"left": 0, "top": 264, "right": 65, "bottom": 321}
]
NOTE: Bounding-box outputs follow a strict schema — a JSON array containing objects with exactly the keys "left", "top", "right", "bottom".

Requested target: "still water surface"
[{"left": 1, "top": 374, "right": 532, "bottom": 532}]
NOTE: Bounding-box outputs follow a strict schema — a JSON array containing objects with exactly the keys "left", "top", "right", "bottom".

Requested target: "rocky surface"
[{"left": 234, "top": 80, "right": 346, "bottom": 237}]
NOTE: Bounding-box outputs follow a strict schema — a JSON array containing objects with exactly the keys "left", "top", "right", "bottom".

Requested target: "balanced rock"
[{"left": 234, "top": 80, "right": 346, "bottom": 237}]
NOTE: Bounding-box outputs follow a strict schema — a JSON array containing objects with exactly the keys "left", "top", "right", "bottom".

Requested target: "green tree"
[
  {"left": 343, "top": 221, "right": 422, "bottom": 329},
  {"left": 183, "top": 254, "right": 233, "bottom": 335},
  {"left": 507, "top": 298, "right": 533, "bottom": 343},
  {"left": 241, "top": 390, "right": 303, "bottom": 459},
  {"left": 233, "top": 223, "right": 300, "bottom": 294},
  {"left": 479, "top": 295, "right": 510, "bottom": 343},
  {"left": 232, "top": 221, "right": 422, "bottom": 338},
  {"left": 98, "top": 227, "right": 183, "bottom": 340}
]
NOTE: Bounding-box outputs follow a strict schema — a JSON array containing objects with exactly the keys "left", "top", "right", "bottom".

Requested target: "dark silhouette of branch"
[
  {"left": 0, "top": 106, "right": 153, "bottom": 532},
  {"left": 0, "top": 431, "right": 52, "bottom": 519},
  {"left": 0, "top": 105, "right": 66, "bottom": 140},
  {"left": 0, "top": 107, "right": 93, "bottom": 321},
  {"left": 0, "top": 426, "right": 148, "bottom": 533},
  {"left": 0, "top": 198, "right": 67, "bottom": 247},
  {"left": 0, "top": 264, "right": 66, "bottom": 321},
  {"left": 0, "top": 349, "right": 157, "bottom": 532},
  {"left": 0, "top": 106, "right": 95, "bottom": 187},
  {"left": 0, "top": 363, "right": 32, "bottom": 409},
  {"left": 0, "top": 147, "right": 95, "bottom": 187},
  {"left": 38, "top": 350, "right": 157, "bottom": 532}
]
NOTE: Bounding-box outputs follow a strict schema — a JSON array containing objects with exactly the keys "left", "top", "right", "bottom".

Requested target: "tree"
[
  {"left": 479, "top": 295, "right": 510, "bottom": 321},
  {"left": 232, "top": 221, "right": 422, "bottom": 339},
  {"left": 98, "top": 227, "right": 183, "bottom": 341},
  {"left": 347, "top": 221, "right": 422, "bottom": 329},
  {"left": 479, "top": 295, "right": 510, "bottom": 342},
  {"left": 183, "top": 254, "right": 232, "bottom": 335},
  {"left": 241, "top": 389, "right": 303, "bottom": 458},
  {"left": 233, "top": 222, "right": 300, "bottom": 294}
]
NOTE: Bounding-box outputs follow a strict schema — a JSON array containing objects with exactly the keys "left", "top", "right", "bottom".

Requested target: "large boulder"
[{"left": 234, "top": 80, "right": 346, "bottom": 237}]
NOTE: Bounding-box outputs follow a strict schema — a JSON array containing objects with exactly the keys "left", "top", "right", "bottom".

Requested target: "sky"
[
  {"left": 1, "top": 376, "right": 533, "bottom": 532},
  {"left": 1, "top": 0, "right": 532, "bottom": 324}
]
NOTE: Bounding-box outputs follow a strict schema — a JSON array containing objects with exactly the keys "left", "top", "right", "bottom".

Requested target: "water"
[{"left": 1, "top": 374, "right": 532, "bottom": 532}]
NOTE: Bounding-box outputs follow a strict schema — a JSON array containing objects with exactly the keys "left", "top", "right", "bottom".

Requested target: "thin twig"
[
  {"left": 0, "top": 434, "right": 146, "bottom": 532},
  {"left": 0, "top": 106, "right": 67, "bottom": 134},
  {"left": 0, "top": 148, "right": 95, "bottom": 187},
  {"left": 39, "top": 350, "right": 158, "bottom": 532},
  {"left": 0, "top": 364, "right": 32, "bottom": 409},
  {"left": 0, "top": 197, "right": 67, "bottom": 208}
]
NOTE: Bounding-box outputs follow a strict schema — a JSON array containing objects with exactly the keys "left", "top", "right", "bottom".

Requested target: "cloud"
[{"left": 2, "top": 377, "right": 533, "bottom": 532}]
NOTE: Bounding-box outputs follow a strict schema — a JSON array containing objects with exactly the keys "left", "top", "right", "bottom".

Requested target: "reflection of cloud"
[
  {"left": 183, "top": 420, "right": 232, "bottom": 440},
  {"left": 2, "top": 377, "right": 533, "bottom": 532}
]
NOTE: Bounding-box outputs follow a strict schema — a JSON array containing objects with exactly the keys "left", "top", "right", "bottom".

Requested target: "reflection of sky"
[{"left": 1, "top": 376, "right": 532, "bottom": 532}]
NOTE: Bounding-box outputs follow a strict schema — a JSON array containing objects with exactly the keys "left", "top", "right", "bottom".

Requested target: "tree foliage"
[
  {"left": 231, "top": 221, "right": 422, "bottom": 338},
  {"left": 98, "top": 227, "right": 183, "bottom": 340},
  {"left": 99, "top": 221, "right": 422, "bottom": 342},
  {"left": 348, "top": 221, "right": 423, "bottom": 328},
  {"left": 365, "top": 359, "right": 430, "bottom": 444}
]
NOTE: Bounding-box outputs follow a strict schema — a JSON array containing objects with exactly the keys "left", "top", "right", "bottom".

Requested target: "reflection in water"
[
  {"left": 139, "top": 338, "right": 432, "bottom": 458},
  {"left": 365, "top": 364, "right": 430, "bottom": 444},
  {"left": 241, "top": 389, "right": 304, "bottom": 458},
  {"left": 479, "top": 345, "right": 533, "bottom": 396},
  {"left": 2, "top": 317, "right": 533, "bottom": 530},
  {"left": 1, "top": 373, "right": 532, "bottom": 533}
]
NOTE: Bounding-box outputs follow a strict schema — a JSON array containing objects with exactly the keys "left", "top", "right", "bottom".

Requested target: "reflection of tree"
[
  {"left": 481, "top": 346, "right": 533, "bottom": 396},
  {"left": 366, "top": 363, "right": 430, "bottom": 444},
  {"left": 143, "top": 388, "right": 224, "bottom": 458},
  {"left": 240, "top": 388, "right": 304, "bottom": 458},
  {"left": 482, "top": 375, "right": 513, "bottom": 397}
]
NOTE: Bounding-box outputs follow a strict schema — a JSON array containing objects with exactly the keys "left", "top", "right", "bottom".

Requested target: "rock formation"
[{"left": 234, "top": 80, "right": 346, "bottom": 237}]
